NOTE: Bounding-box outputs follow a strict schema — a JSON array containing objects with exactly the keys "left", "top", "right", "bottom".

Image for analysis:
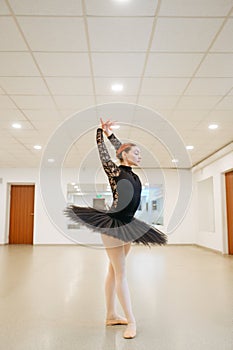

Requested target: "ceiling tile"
[
  {"left": 128, "top": 128, "right": 159, "bottom": 146},
  {"left": 85, "top": 0, "right": 158, "bottom": 16},
  {"left": 138, "top": 96, "right": 179, "bottom": 109},
  {"left": 204, "top": 110, "right": 233, "bottom": 123},
  {"left": 0, "top": 120, "right": 33, "bottom": 135},
  {"left": 53, "top": 95, "right": 95, "bottom": 109},
  {"left": 159, "top": 0, "right": 233, "bottom": 16},
  {"left": 96, "top": 96, "right": 137, "bottom": 105},
  {"left": 22, "top": 109, "right": 61, "bottom": 121},
  {"left": 171, "top": 110, "right": 208, "bottom": 122},
  {"left": 59, "top": 110, "right": 79, "bottom": 119},
  {"left": 0, "top": 119, "right": 33, "bottom": 130},
  {"left": 0, "top": 151, "right": 18, "bottom": 163},
  {"left": 31, "top": 120, "right": 60, "bottom": 130},
  {"left": 171, "top": 120, "right": 199, "bottom": 131},
  {"left": 59, "top": 110, "right": 98, "bottom": 129},
  {"left": 151, "top": 18, "right": 223, "bottom": 52},
  {"left": 211, "top": 18, "right": 233, "bottom": 52},
  {"left": 0, "top": 0, "right": 10, "bottom": 14},
  {"left": 11, "top": 95, "right": 56, "bottom": 109},
  {"left": 0, "top": 77, "right": 49, "bottom": 95},
  {"left": 9, "top": 0, "right": 83, "bottom": 15},
  {"left": 145, "top": 53, "right": 203, "bottom": 77},
  {"left": 34, "top": 53, "right": 91, "bottom": 76},
  {"left": 185, "top": 78, "right": 233, "bottom": 95},
  {"left": 18, "top": 17, "right": 87, "bottom": 52},
  {"left": 45, "top": 77, "right": 93, "bottom": 95},
  {"left": 0, "top": 136, "right": 19, "bottom": 145},
  {"left": 196, "top": 54, "right": 233, "bottom": 77},
  {"left": 92, "top": 53, "right": 146, "bottom": 76},
  {"left": 0, "top": 52, "right": 40, "bottom": 76},
  {"left": 0, "top": 109, "right": 27, "bottom": 121},
  {"left": 94, "top": 103, "right": 135, "bottom": 126},
  {"left": 95, "top": 77, "right": 140, "bottom": 95},
  {"left": 133, "top": 109, "right": 166, "bottom": 130},
  {"left": 148, "top": 141, "right": 170, "bottom": 157},
  {"left": 88, "top": 17, "right": 153, "bottom": 52},
  {"left": 155, "top": 110, "right": 173, "bottom": 120},
  {"left": 0, "top": 2, "right": 232, "bottom": 168},
  {"left": 141, "top": 78, "right": 189, "bottom": 95},
  {"left": 176, "top": 96, "right": 222, "bottom": 109},
  {"left": 1, "top": 157, "right": 39, "bottom": 167},
  {"left": 215, "top": 95, "right": 233, "bottom": 109},
  {"left": 0, "top": 17, "right": 28, "bottom": 50},
  {"left": 0, "top": 95, "right": 17, "bottom": 108},
  {"left": 194, "top": 120, "right": 233, "bottom": 136},
  {"left": 9, "top": 129, "right": 40, "bottom": 140},
  {"left": 178, "top": 129, "right": 216, "bottom": 147}
]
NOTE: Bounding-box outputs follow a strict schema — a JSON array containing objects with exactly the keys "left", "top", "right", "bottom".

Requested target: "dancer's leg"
[
  {"left": 104, "top": 241, "right": 131, "bottom": 322},
  {"left": 124, "top": 242, "right": 131, "bottom": 257},
  {"left": 105, "top": 262, "right": 127, "bottom": 324},
  {"left": 102, "top": 235, "right": 136, "bottom": 338}
]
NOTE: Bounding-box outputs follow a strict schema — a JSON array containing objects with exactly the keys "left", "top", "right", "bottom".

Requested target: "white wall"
[
  {"left": 193, "top": 148, "right": 233, "bottom": 253},
  {"left": 0, "top": 166, "right": 196, "bottom": 245},
  {"left": 0, "top": 168, "right": 72, "bottom": 245},
  {"left": 1, "top": 145, "right": 232, "bottom": 251}
]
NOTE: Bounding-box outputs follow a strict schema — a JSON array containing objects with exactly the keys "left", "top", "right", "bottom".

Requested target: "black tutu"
[{"left": 64, "top": 205, "right": 167, "bottom": 246}]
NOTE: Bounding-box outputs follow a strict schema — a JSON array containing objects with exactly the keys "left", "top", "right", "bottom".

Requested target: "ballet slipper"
[
  {"left": 123, "top": 323, "right": 136, "bottom": 339},
  {"left": 105, "top": 317, "right": 128, "bottom": 326}
]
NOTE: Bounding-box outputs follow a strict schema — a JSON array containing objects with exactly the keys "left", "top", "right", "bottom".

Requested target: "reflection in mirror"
[{"left": 66, "top": 183, "right": 164, "bottom": 229}]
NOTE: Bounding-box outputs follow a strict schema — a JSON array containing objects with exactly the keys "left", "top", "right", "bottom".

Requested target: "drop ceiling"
[{"left": 0, "top": 0, "right": 232, "bottom": 168}]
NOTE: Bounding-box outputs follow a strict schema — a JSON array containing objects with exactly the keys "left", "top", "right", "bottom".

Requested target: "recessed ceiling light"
[
  {"left": 47, "top": 158, "right": 55, "bottom": 163},
  {"left": 111, "top": 83, "right": 123, "bottom": 92},
  {"left": 33, "top": 145, "right": 42, "bottom": 150},
  {"left": 208, "top": 124, "right": 218, "bottom": 130},
  {"left": 172, "top": 159, "right": 179, "bottom": 163},
  {"left": 186, "top": 145, "right": 194, "bottom": 150},
  {"left": 12, "top": 123, "right": 22, "bottom": 129}
]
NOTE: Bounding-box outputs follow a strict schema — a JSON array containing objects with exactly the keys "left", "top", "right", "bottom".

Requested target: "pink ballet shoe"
[
  {"left": 123, "top": 323, "right": 136, "bottom": 339},
  {"left": 106, "top": 317, "right": 128, "bottom": 326}
]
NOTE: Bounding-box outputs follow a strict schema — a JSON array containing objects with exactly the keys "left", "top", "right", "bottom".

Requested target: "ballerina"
[{"left": 65, "top": 119, "right": 167, "bottom": 338}]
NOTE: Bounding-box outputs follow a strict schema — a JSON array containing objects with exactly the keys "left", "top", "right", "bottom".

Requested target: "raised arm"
[
  {"left": 108, "top": 133, "right": 122, "bottom": 151},
  {"left": 100, "top": 117, "right": 122, "bottom": 151},
  {"left": 96, "top": 128, "right": 120, "bottom": 178}
]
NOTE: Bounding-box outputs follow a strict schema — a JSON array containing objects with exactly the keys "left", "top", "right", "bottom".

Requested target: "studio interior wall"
[
  {"left": 0, "top": 167, "right": 195, "bottom": 245},
  {"left": 193, "top": 149, "right": 233, "bottom": 253}
]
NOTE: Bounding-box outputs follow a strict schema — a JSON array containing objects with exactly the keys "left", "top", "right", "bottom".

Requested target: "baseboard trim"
[{"left": 193, "top": 244, "right": 229, "bottom": 256}]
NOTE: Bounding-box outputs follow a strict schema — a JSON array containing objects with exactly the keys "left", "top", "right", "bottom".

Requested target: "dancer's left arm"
[
  {"left": 96, "top": 128, "right": 120, "bottom": 178},
  {"left": 100, "top": 118, "right": 122, "bottom": 151}
]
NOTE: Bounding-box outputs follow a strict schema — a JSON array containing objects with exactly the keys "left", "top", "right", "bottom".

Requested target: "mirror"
[{"left": 67, "top": 183, "right": 164, "bottom": 229}]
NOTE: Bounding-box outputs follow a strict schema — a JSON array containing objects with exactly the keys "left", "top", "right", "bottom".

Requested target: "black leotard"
[
  {"left": 97, "top": 128, "right": 141, "bottom": 222},
  {"left": 64, "top": 128, "right": 167, "bottom": 246}
]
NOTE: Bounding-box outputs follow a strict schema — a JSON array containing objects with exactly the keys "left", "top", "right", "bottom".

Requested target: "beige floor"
[{"left": 0, "top": 244, "right": 233, "bottom": 350}]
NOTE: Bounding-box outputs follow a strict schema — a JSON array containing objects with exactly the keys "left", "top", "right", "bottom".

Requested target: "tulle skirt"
[{"left": 64, "top": 205, "right": 167, "bottom": 246}]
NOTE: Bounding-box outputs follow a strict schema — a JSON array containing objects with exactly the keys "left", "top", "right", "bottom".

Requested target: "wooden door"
[
  {"left": 9, "top": 185, "right": 35, "bottom": 244},
  {"left": 225, "top": 171, "right": 233, "bottom": 255}
]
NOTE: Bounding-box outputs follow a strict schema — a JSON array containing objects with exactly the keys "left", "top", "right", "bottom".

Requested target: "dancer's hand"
[{"left": 100, "top": 118, "right": 117, "bottom": 137}]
